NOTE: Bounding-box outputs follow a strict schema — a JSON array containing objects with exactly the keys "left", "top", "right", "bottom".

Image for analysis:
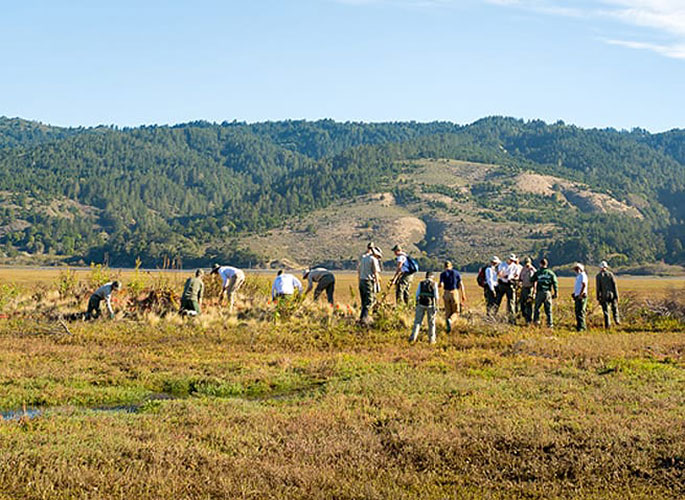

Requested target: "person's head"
[
  {"left": 573, "top": 263, "right": 585, "bottom": 274},
  {"left": 195, "top": 269, "right": 204, "bottom": 278},
  {"left": 491, "top": 256, "right": 501, "bottom": 267},
  {"left": 425, "top": 271, "right": 434, "bottom": 280},
  {"left": 112, "top": 280, "right": 121, "bottom": 291},
  {"left": 277, "top": 269, "right": 284, "bottom": 276},
  {"left": 508, "top": 253, "right": 517, "bottom": 264},
  {"left": 392, "top": 244, "right": 402, "bottom": 255},
  {"left": 210, "top": 263, "right": 221, "bottom": 275},
  {"left": 539, "top": 258, "right": 548, "bottom": 269},
  {"left": 302, "top": 268, "right": 310, "bottom": 279},
  {"left": 524, "top": 257, "right": 532, "bottom": 267},
  {"left": 600, "top": 260, "right": 609, "bottom": 270},
  {"left": 444, "top": 260, "right": 453, "bottom": 270}
]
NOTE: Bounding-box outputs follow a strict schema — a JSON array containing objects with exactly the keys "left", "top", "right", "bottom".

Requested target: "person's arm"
[
  {"left": 198, "top": 281, "right": 204, "bottom": 304},
  {"left": 373, "top": 259, "right": 382, "bottom": 286},
  {"left": 552, "top": 273, "right": 558, "bottom": 298},
  {"left": 596, "top": 275, "right": 601, "bottom": 302},
  {"left": 580, "top": 276, "right": 587, "bottom": 298},
  {"left": 434, "top": 283, "right": 440, "bottom": 306},
  {"left": 294, "top": 277, "right": 303, "bottom": 293},
  {"left": 271, "top": 281, "right": 277, "bottom": 300},
  {"left": 105, "top": 291, "right": 114, "bottom": 318},
  {"left": 459, "top": 280, "right": 466, "bottom": 304},
  {"left": 613, "top": 275, "right": 619, "bottom": 302},
  {"left": 305, "top": 275, "right": 314, "bottom": 295},
  {"left": 390, "top": 260, "right": 403, "bottom": 285}
]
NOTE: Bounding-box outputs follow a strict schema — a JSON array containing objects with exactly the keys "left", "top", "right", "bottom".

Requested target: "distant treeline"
[{"left": 0, "top": 116, "right": 683, "bottom": 267}]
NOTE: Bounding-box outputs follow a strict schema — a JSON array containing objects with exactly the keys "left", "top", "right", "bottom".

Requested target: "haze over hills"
[{"left": 0, "top": 116, "right": 683, "bottom": 270}]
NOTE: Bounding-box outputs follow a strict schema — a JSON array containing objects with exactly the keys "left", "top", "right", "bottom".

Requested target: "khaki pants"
[
  {"left": 359, "top": 279, "right": 376, "bottom": 324},
  {"left": 225, "top": 270, "right": 245, "bottom": 310},
  {"left": 395, "top": 272, "right": 413, "bottom": 305},
  {"left": 443, "top": 289, "right": 459, "bottom": 325}
]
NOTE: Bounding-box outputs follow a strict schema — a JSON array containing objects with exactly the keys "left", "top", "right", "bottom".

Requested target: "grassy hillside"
[{"left": 0, "top": 117, "right": 683, "bottom": 269}]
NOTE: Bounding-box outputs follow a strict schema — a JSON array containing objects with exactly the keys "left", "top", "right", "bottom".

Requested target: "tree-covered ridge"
[{"left": 0, "top": 117, "right": 683, "bottom": 268}]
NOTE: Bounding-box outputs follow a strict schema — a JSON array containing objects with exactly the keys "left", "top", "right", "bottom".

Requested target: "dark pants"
[
  {"left": 359, "top": 279, "right": 376, "bottom": 323},
  {"left": 395, "top": 272, "right": 413, "bottom": 305},
  {"left": 600, "top": 300, "right": 620, "bottom": 328},
  {"left": 180, "top": 298, "right": 201, "bottom": 315},
  {"left": 314, "top": 273, "right": 336, "bottom": 305},
  {"left": 574, "top": 296, "right": 587, "bottom": 331},
  {"left": 86, "top": 295, "right": 102, "bottom": 320},
  {"left": 495, "top": 281, "right": 515, "bottom": 322},
  {"left": 520, "top": 286, "right": 534, "bottom": 324},
  {"left": 484, "top": 288, "right": 497, "bottom": 317},
  {"left": 534, "top": 291, "right": 553, "bottom": 327}
]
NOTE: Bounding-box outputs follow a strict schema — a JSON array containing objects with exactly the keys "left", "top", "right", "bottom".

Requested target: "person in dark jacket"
[
  {"left": 596, "top": 261, "right": 620, "bottom": 329},
  {"left": 530, "top": 258, "right": 558, "bottom": 328},
  {"left": 180, "top": 269, "right": 204, "bottom": 316}
]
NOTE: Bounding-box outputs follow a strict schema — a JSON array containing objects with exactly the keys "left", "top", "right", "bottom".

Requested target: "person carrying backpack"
[
  {"left": 409, "top": 271, "right": 439, "bottom": 344},
  {"left": 390, "top": 244, "right": 418, "bottom": 306}
]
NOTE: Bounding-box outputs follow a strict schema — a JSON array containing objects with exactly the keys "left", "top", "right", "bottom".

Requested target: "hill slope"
[{"left": 0, "top": 117, "right": 683, "bottom": 268}]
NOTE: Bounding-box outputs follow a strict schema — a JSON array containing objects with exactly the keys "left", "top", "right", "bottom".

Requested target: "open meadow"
[{"left": 0, "top": 267, "right": 683, "bottom": 499}]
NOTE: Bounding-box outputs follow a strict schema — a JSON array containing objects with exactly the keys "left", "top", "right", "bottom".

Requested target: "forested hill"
[{"left": 0, "top": 116, "right": 683, "bottom": 269}]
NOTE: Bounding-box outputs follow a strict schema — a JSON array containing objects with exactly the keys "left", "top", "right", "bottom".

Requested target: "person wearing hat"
[
  {"left": 596, "top": 261, "right": 620, "bottom": 329},
  {"left": 180, "top": 269, "right": 205, "bottom": 316},
  {"left": 519, "top": 257, "right": 537, "bottom": 324},
  {"left": 86, "top": 280, "right": 122, "bottom": 320},
  {"left": 303, "top": 267, "right": 336, "bottom": 305},
  {"left": 409, "top": 271, "right": 440, "bottom": 344},
  {"left": 358, "top": 242, "right": 382, "bottom": 324},
  {"left": 389, "top": 244, "right": 413, "bottom": 306},
  {"left": 210, "top": 263, "right": 246, "bottom": 312},
  {"left": 495, "top": 253, "right": 520, "bottom": 323},
  {"left": 484, "top": 256, "right": 500, "bottom": 317},
  {"left": 439, "top": 260, "right": 465, "bottom": 332},
  {"left": 531, "top": 258, "right": 558, "bottom": 327},
  {"left": 572, "top": 262, "right": 589, "bottom": 331}
]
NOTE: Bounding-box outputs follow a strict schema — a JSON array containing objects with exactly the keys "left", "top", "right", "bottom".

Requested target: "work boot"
[{"left": 446, "top": 319, "right": 452, "bottom": 334}]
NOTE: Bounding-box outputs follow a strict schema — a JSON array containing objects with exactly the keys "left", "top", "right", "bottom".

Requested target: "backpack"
[
  {"left": 417, "top": 280, "right": 435, "bottom": 307},
  {"left": 405, "top": 255, "right": 419, "bottom": 275},
  {"left": 476, "top": 266, "right": 487, "bottom": 288}
]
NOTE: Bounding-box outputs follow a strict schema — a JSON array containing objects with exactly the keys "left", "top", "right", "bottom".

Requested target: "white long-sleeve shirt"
[
  {"left": 271, "top": 274, "right": 303, "bottom": 299},
  {"left": 485, "top": 266, "right": 498, "bottom": 293},
  {"left": 573, "top": 272, "right": 588, "bottom": 297},
  {"left": 93, "top": 282, "right": 116, "bottom": 315}
]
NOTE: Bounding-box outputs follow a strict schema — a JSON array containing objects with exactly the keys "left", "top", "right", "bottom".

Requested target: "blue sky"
[{"left": 1, "top": 0, "right": 683, "bottom": 131}]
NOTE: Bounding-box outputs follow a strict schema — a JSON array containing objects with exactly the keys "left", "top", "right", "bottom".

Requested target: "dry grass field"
[{"left": 0, "top": 267, "right": 683, "bottom": 499}]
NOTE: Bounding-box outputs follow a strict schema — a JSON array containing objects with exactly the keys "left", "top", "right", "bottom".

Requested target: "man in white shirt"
[
  {"left": 495, "top": 253, "right": 519, "bottom": 323},
  {"left": 87, "top": 281, "right": 121, "bottom": 320},
  {"left": 571, "top": 262, "right": 589, "bottom": 331},
  {"left": 271, "top": 270, "right": 303, "bottom": 300},
  {"left": 211, "top": 264, "right": 245, "bottom": 312},
  {"left": 484, "top": 257, "right": 500, "bottom": 317}
]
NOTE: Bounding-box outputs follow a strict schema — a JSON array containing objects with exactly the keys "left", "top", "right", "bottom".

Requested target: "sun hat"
[{"left": 491, "top": 256, "right": 501, "bottom": 264}]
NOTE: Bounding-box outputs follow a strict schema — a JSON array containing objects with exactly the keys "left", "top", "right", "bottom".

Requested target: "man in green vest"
[{"left": 530, "top": 258, "right": 558, "bottom": 328}]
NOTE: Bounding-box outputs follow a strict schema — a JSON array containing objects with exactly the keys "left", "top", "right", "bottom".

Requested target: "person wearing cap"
[
  {"left": 572, "top": 262, "right": 589, "bottom": 331},
  {"left": 210, "top": 264, "right": 246, "bottom": 312},
  {"left": 271, "top": 270, "right": 303, "bottom": 300},
  {"left": 531, "top": 258, "right": 558, "bottom": 327},
  {"left": 484, "top": 257, "right": 500, "bottom": 316},
  {"left": 358, "top": 242, "right": 382, "bottom": 324},
  {"left": 180, "top": 269, "right": 205, "bottom": 316},
  {"left": 410, "top": 271, "right": 440, "bottom": 344},
  {"left": 596, "top": 261, "right": 620, "bottom": 329},
  {"left": 439, "top": 260, "right": 465, "bottom": 332},
  {"left": 389, "top": 244, "right": 413, "bottom": 306},
  {"left": 303, "top": 267, "right": 336, "bottom": 305},
  {"left": 86, "top": 280, "right": 122, "bottom": 320},
  {"left": 519, "top": 257, "right": 537, "bottom": 324},
  {"left": 495, "top": 253, "right": 520, "bottom": 323}
]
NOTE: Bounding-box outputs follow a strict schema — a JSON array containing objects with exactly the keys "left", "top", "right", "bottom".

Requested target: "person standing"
[
  {"left": 180, "top": 269, "right": 204, "bottom": 316},
  {"left": 409, "top": 272, "right": 440, "bottom": 344},
  {"left": 439, "top": 260, "right": 465, "bottom": 333},
  {"left": 271, "top": 270, "right": 303, "bottom": 300},
  {"left": 596, "top": 261, "right": 620, "bottom": 329},
  {"left": 496, "top": 254, "right": 520, "bottom": 323},
  {"left": 519, "top": 257, "right": 537, "bottom": 324},
  {"left": 531, "top": 258, "right": 558, "bottom": 327},
  {"left": 303, "top": 267, "right": 336, "bottom": 306},
  {"left": 86, "top": 280, "right": 121, "bottom": 320},
  {"left": 485, "top": 257, "right": 500, "bottom": 317},
  {"left": 572, "top": 263, "right": 589, "bottom": 331},
  {"left": 211, "top": 264, "right": 246, "bottom": 312},
  {"left": 389, "top": 244, "right": 414, "bottom": 306},
  {"left": 358, "top": 243, "right": 382, "bottom": 324}
]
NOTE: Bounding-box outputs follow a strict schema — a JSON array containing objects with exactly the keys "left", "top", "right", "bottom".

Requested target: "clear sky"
[{"left": 1, "top": 0, "right": 683, "bottom": 131}]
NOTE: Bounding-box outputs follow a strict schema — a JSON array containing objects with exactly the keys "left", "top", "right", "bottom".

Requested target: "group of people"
[{"left": 83, "top": 243, "right": 621, "bottom": 345}]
